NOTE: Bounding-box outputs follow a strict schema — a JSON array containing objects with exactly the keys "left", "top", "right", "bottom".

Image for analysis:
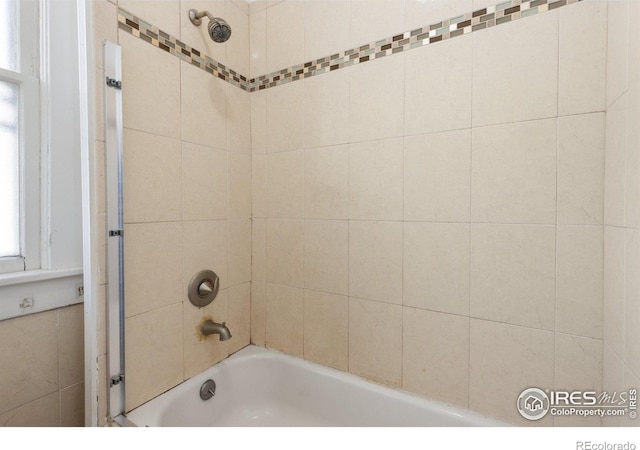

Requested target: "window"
[
  {"left": 0, "top": 0, "right": 40, "bottom": 274},
  {"left": 0, "top": 0, "right": 83, "bottom": 321}
]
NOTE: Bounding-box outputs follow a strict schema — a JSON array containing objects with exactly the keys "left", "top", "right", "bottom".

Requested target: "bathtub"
[{"left": 125, "top": 345, "right": 506, "bottom": 427}]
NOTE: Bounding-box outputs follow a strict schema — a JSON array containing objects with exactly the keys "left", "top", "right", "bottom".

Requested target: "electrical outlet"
[
  {"left": 76, "top": 284, "right": 84, "bottom": 298},
  {"left": 20, "top": 297, "right": 34, "bottom": 310}
]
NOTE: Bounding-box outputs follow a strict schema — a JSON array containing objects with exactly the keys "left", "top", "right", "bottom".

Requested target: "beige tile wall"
[
  {"left": 91, "top": 0, "right": 252, "bottom": 416},
  {"left": 0, "top": 305, "right": 85, "bottom": 426},
  {"left": 603, "top": 0, "right": 640, "bottom": 428},
  {"left": 251, "top": 0, "right": 609, "bottom": 426}
]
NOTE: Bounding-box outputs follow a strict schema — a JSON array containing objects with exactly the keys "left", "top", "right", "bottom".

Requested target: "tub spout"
[{"left": 201, "top": 320, "right": 232, "bottom": 341}]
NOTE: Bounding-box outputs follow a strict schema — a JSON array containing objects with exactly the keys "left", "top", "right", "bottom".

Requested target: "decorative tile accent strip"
[
  {"left": 117, "top": 0, "right": 580, "bottom": 93},
  {"left": 117, "top": 8, "right": 250, "bottom": 91},
  {"left": 249, "top": 0, "right": 580, "bottom": 92}
]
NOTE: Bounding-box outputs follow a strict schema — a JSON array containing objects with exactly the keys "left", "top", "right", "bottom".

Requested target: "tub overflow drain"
[{"left": 200, "top": 379, "right": 216, "bottom": 400}]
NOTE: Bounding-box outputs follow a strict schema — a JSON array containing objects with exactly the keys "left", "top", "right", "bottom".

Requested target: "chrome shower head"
[
  {"left": 188, "top": 9, "right": 232, "bottom": 43},
  {"left": 207, "top": 17, "right": 232, "bottom": 43}
]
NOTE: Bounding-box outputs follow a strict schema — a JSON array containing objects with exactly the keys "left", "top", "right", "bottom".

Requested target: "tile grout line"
[{"left": 116, "top": 0, "right": 581, "bottom": 94}]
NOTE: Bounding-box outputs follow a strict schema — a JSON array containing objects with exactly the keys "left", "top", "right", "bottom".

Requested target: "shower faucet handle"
[
  {"left": 188, "top": 270, "right": 220, "bottom": 307},
  {"left": 198, "top": 278, "right": 217, "bottom": 296}
]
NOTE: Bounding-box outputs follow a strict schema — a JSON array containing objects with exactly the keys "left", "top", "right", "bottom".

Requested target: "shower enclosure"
[{"left": 87, "top": 0, "right": 640, "bottom": 427}]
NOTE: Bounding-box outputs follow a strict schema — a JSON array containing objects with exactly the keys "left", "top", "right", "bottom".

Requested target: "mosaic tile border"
[
  {"left": 117, "top": 0, "right": 580, "bottom": 93},
  {"left": 117, "top": 9, "right": 251, "bottom": 91}
]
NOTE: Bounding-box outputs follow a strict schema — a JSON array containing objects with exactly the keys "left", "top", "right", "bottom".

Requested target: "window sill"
[{"left": 0, "top": 268, "right": 84, "bottom": 322}]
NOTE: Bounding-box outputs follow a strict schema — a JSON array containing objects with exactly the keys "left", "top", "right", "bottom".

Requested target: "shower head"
[{"left": 188, "top": 9, "right": 232, "bottom": 43}]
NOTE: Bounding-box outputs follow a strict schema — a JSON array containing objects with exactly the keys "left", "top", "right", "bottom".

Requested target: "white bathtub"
[{"left": 126, "top": 345, "right": 506, "bottom": 427}]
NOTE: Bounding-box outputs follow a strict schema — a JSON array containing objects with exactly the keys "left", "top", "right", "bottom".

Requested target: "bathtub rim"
[{"left": 124, "top": 344, "right": 510, "bottom": 427}]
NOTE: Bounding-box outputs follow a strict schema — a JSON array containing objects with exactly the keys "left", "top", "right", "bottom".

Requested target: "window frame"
[
  {"left": 0, "top": 0, "right": 84, "bottom": 322},
  {"left": 0, "top": 0, "right": 41, "bottom": 274}
]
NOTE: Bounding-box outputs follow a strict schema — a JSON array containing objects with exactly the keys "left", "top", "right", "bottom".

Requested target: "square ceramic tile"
[
  {"left": 266, "top": 150, "right": 304, "bottom": 218},
  {"left": 251, "top": 281, "right": 267, "bottom": 346},
  {"left": 181, "top": 61, "right": 227, "bottom": 149},
  {"left": 225, "top": 0, "right": 250, "bottom": 76},
  {"left": 404, "top": 222, "right": 470, "bottom": 316},
  {"left": 266, "top": 283, "right": 304, "bottom": 357},
  {"left": 554, "top": 334, "right": 603, "bottom": 427},
  {"left": 555, "top": 334, "right": 603, "bottom": 391},
  {"left": 303, "top": 69, "right": 350, "bottom": 149},
  {"left": 471, "top": 224, "right": 556, "bottom": 331},
  {"left": 183, "top": 220, "right": 228, "bottom": 291},
  {"left": 556, "top": 226, "right": 604, "bottom": 339},
  {"left": 266, "top": 0, "right": 304, "bottom": 73},
  {"left": 473, "top": 11, "right": 559, "bottom": 127},
  {"left": 404, "top": 130, "right": 471, "bottom": 222},
  {"left": 303, "top": 290, "right": 348, "bottom": 371},
  {"left": 228, "top": 153, "right": 252, "bottom": 219},
  {"left": 93, "top": 0, "right": 118, "bottom": 70},
  {"left": 626, "top": 86, "right": 640, "bottom": 229},
  {"left": 405, "top": 35, "right": 472, "bottom": 135},
  {"left": 228, "top": 219, "right": 251, "bottom": 287},
  {"left": 228, "top": 283, "right": 251, "bottom": 354},
  {"left": 603, "top": 344, "right": 625, "bottom": 427},
  {"left": 0, "top": 392, "right": 59, "bottom": 427},
  {"left": 120, "top": 0, "right": 180, "bottom": 37},
  {"left": 303, "top": 0, "right": 350, "bottom": 62},
  {"left": 605, "top": 226, "right": 626, "bottom": 356},
  {"left": 266, "top": 219, "right": 304, "bottom": 287},
  {"left": 629, "top": 0, "right": 640, "bottom": 86},
  {"left": 349, "top": 138, "right": 403, "bottom": 221},
  {"left": 61, "top": 382, "right": 85, "bottom": 427},
  {"left": 558, "top": 113, "right": 605, "bottom": 225},
  {"left": 121, "top": 32, "right": 181, "bottom": 139},
  {"left": 304, "top": 220, "right": 349, "bottom": 295},
  {"left": 403, "top": 308, "right": 469, "bottom": 407},
  {"left": 182, "top": 142, "right": 227, "bottom": 221},
  {"left": 605, "top": 94, "right": 628, "bottom": 227},
  {"left": 558, "top": 0, "right": 606, "bottom": 116},
  {"left": 471, "top": 119, "right": 557, "bottom": 224},
  {"left": 350, "top": 0, "right": 404, "bottom": 48},
  {"left": 125, "top": 303, "right": 183, "bottom": 410},
  {"left": 226, "top": 84, "right": 251, "bottom": 154},
  {"left": 625, "top": 229, "right": 640, "bottom": 377},
  {"left": 469, "top": 319, "right": 554, "bottom": 426},
  {"left": 349, "top": 298, "right": 402, "bottom": 387},
  {"left": 304, "top": 145, "right": 349, "bottom": 220},
  {"left": 607, "top": 0, "right": 629, "bottom": 108},
  {"left": 266, "top": 82, "right": 304, "bottom": 153},
  {"left": 252, "top": 154, "right": 267, "bottom": 218},
  {"left": 250, "top": 90, "right": 267, "bottom": 153},
  {"left": 252, "top": 218, "right": 266, "bottom": 282},
  {"left": 58, "top": 305, "right": 85, "bottom": 389},
  {"left": 349, "top": 221, "right": 403, "bottom": 305},
  {"left": 349, "top": 54, "right": 404, "bottom": 143},
  {"left": 250, "top": 10, "right": 267, "bottom": 79},
  {"left": 123, "top": 128, "right": 182, "bottom": 223},
  {"left": 0, "top": 311, "right": 59, "bottom": 415}
]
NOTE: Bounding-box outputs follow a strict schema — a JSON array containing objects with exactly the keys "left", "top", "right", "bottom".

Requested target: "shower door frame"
[{"left": 104, "top": 40, "right": 127, "bottom": 422}]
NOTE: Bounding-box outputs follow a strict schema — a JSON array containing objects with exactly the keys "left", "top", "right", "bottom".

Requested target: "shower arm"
[{"left": 189, "top": 9, "right": 214, "bottom": 26}]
